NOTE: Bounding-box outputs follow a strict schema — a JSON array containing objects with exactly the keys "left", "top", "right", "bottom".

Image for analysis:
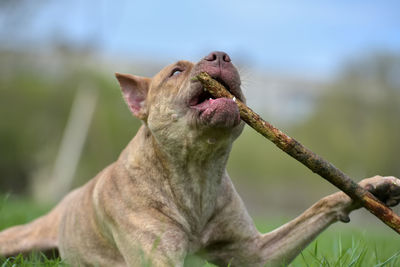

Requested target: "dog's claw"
[{"left": 338, "top": 212, "right": 351, "bottom": 223}]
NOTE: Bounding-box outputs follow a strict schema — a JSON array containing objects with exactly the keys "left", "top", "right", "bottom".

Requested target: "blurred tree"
[
  {"left": 293, "top": 52, "right": 400, "bottom": 179},
  {"left": 0, "top": 49, "right": 141, "bottom": 198}
]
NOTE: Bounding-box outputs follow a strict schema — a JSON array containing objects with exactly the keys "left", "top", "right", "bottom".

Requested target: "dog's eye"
[{"left": 170, "top": 68, "right": 183, "bottom": 77}]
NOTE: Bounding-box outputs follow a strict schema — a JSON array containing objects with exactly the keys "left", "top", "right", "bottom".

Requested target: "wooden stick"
[{"left": 196, "top": 72, "right": 400, "bottom": 235}]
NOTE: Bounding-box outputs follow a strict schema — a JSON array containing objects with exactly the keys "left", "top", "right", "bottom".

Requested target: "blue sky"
[{"left": 7, "top": 0, "right": 400, "bottom": 77}]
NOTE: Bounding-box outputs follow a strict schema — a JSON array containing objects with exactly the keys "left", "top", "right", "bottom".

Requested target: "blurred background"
[{"left": 1, "top": 0, "right": 399, "bottom": 228}]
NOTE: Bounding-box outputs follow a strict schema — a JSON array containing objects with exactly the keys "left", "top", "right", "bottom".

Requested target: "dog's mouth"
[
  {"left": 190, "top": 77, "right": 240, "bottom": 106},
  {"left": 190, "top": 87, "right": 215, "bottom": 106},
  {"left": 189, "top": 76, "right": 241, "bottom": 128}
]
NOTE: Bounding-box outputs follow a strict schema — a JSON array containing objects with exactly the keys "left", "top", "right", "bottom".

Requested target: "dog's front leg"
[
  {"left": 254, "top": 192, "right": 349, "bottom": 266},
  {"left": 253, "top": 175, "right": 400, "bottom": 266},
  {"left": 110, "top": 215, "right": 189, "bottom": 267}
]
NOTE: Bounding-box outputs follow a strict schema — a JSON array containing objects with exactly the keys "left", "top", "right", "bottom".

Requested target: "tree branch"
[{"left": 196, "top": 72, "right": 400, "bottom": 235}]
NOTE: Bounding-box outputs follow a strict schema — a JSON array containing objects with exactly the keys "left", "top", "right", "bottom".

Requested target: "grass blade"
[{"left": 374, "top": 250, "right": 400, "bottom": 267}]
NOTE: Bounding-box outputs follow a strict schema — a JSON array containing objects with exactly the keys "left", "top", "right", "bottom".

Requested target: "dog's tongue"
[{"left": 195, "top": 98, "right": 240, "bottom": 128}]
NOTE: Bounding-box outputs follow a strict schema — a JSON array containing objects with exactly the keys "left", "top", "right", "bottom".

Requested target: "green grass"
[
  {"left": 1, "top": 195, "right": 399, "bottom": 266},
  {"left": 291, "top": 230, "right": 399, "bottom": 267},
  {"left": 0, "top": 253, "right": 67, "bottom": 267}
]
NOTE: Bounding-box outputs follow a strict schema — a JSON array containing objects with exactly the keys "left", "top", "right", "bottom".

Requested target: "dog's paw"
[
  {"left": 359, "top": 175, "right": 400, "bottom": 207},
  {"left": 328, "top": 175, "right": 400, "bottom": 223}
]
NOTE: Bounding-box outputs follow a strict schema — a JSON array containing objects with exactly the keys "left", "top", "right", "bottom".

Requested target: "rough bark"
[{"left": 196, "top": 72, "right": 400, "bottom": 234}]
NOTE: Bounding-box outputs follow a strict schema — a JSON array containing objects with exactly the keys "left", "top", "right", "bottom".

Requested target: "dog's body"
[{"left": 1, "top": 51, "right": 399, "bottom": 266}]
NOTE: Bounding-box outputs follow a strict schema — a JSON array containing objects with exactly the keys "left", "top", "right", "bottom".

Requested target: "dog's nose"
[{"left": 204, "top": 51, "right": 231, "bottom": 63}]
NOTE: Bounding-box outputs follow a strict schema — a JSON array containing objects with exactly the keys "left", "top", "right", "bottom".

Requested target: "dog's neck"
[{"left": 120, "top": 125, "right": 233, "bottom": 230}]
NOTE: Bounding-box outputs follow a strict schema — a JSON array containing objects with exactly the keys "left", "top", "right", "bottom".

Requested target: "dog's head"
[{"left": 116, "top": 51, "right": 245, "bottom": 149}]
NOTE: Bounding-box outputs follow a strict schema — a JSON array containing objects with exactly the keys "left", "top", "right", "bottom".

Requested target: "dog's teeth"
[
  {"left": 232, "top": 96, "right": 236, "bottom": 102},
  {"left": 209, "top": 98, "right": 212, "bottom": 100}
]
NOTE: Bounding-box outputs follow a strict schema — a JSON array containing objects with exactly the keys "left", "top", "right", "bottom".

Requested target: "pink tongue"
[{"left": 194, "top": 98, "right": 240, "bottom": 128}]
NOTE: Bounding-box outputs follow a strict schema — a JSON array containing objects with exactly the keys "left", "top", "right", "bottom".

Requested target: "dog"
[{"left": 1, "top": 51, "right": 399, "bottom": 266}]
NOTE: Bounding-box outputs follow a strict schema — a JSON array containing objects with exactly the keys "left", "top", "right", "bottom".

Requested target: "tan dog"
[{"left": 1, "top": 51, "right": 400, "bottom": 267}]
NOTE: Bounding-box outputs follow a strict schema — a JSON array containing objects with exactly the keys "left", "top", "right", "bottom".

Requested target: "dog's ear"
[{"left": 115, "top": 73, "right": 151, "bottom": 120}]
